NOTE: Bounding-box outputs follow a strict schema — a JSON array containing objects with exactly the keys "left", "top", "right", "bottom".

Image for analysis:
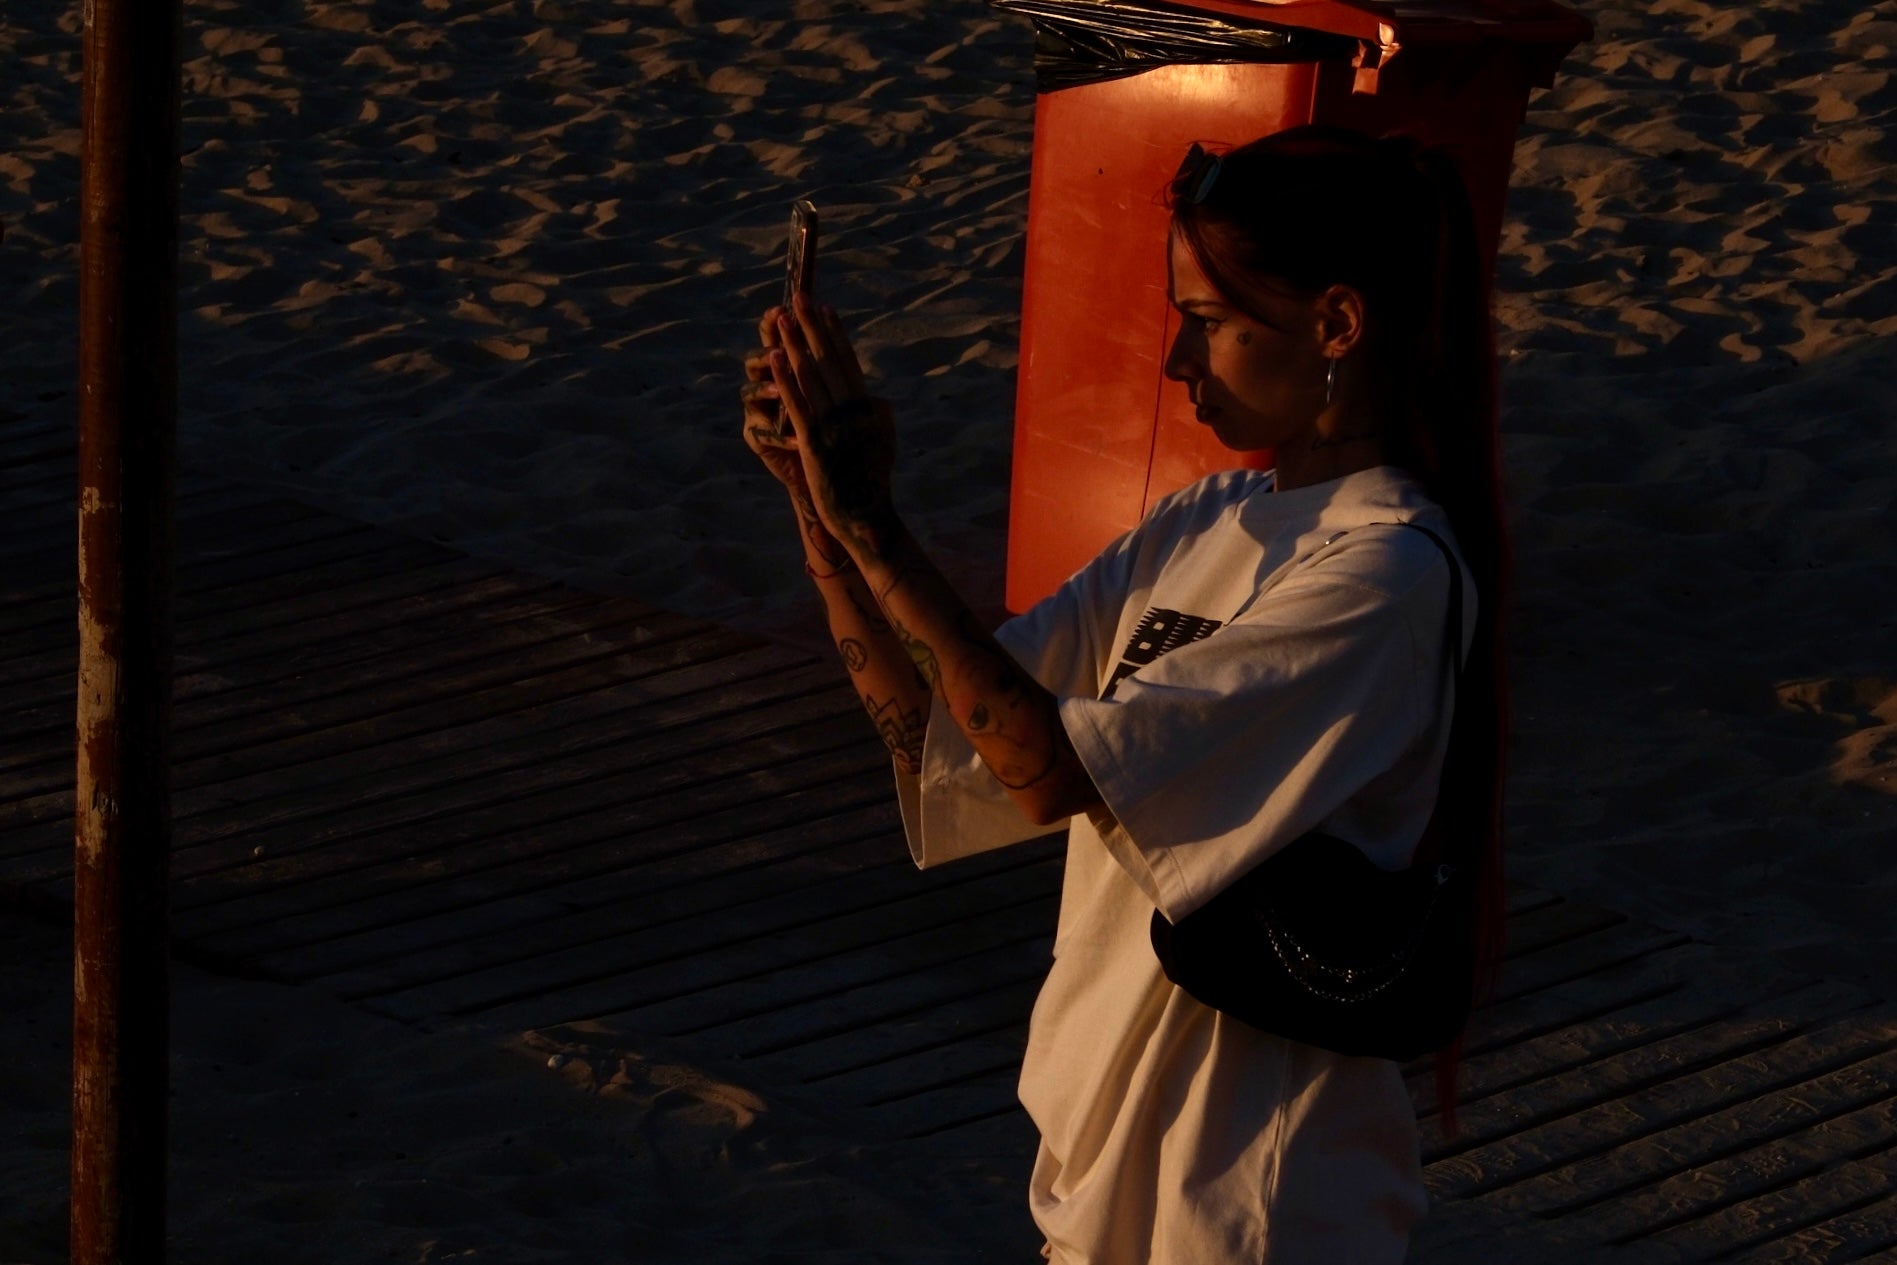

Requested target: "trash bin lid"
[
  {"left": 993, "top": 0, "right": 1592, "bottom": 92},
  {"left": 1182, "top": 0, "right": 1593, "bottom": 71}
]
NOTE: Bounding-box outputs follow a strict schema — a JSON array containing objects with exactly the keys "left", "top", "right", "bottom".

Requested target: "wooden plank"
[
  {"left": 6, "top": 584, "right": 628, "bottom": 742},
  {"left": 0, "top": 576, "right": 584, "bottom": 729},
  {"left": 168, "top": 667, "right": 856, "bottom": 896},
  {"left": 1413, "top": 957, "right": 1848, "bottom": 1132},
  {"left": 165, "top": 611, "right": 717, "bottom": 763},
  {"left": 522, "top": 935, "right": 1046, "bottom": 1137},
  {"left": 3, "top": 533, "right": 470, "bottom": 658},
  {"left": 1489, "top": 898, "right": 1626, "bottom": 961},
  {"left": 1641, "top": 1147, "right": 1897, "bottom": 1262},
  {"left": 297, "top": 805, "right": 910, "bottom": 991},
  {"left": 0, "top": 612, "right": 731, "bottom": 833},
  {"left": 0, "top": 548, "right": 67, "bottom": 592},
  {"left": 355, "top": 833, "right": 1055, "bottom": 1022},
  {"left": 0, "top": 429, "right": 74, "bottom": 468},
  {"left": 170, "top": 575, "right": 582, "bottom": 681},
  {"left": 0, "top": 487, "right": 317, "bottom": 602},
  {"left": 0, "top": 445, "right": 72, "bottom": 477},
  {"left": 4, "top": 511, "right": 394, "bottom": 640},
  {"left": 1, "top": 486, "right": 321, "bottom": 613},
  {"left": 815, "top": 1030, "right": 1032, "bottom": 1111},
  {"left": 0, "top": 822, "right": 64, "bottom": 882},
  {"left": 1532, "top": 1080, "right": 1897, "bottom": 1250},
  {"left": 471, "top": 880, "right": 1059, "bottom": 1035},
  {"left": 895, "top": 1105, "right": 1037, "bottom": 1161},
  {"left": 1409, "top": 1200, "right": 1613, "bottom": 1265},
  {"left": 173, "top": 584, "right": 600, "bottom": 699},
  {"left": 0, "top": 431, "right": 72, "bottom": 469},
  {"left": 1432, "top": 1008, "right": 1897, "bottom": 1209},
  {"left": 288, "top": 773, "right": 1024, "bottom": 1008},
  {"left": 1735, "top": 1186, "right": 1897, "bottom": 1262},
  {"left": 164, "top": 647, "right": 829, "bottom": 868},
  {"left": 2, "top": 467, "right": 85, "bottom": 508},
  {"left": 872, "top": 1084, "right": 1039, "bottom": 1145},
  {"left": 1, "top": 652, "right": 846, "bottom": 891},
  {"left": 1453, "top": 941, "right": 1718, "bottom": 1060},
  {"left": 1504, "top": 883, "right": 1563, "bottom": 919},
  {"left": 166, "top": 599, "right": 684, "bottom": 734},
  {"left": 757, "top": 978, "right": 1044, "bottom": 1088},
  {"left": 878, "top": 1081, "right": 1032, "bottom": 1142},
  {"left": 181, "top": 734, "right": 891, "bottom": 954},
  {"left": 897, "top": 1104, "right": 1035, "bottom": 1157},
  {"left": 1489, "top": 919, "right": 1695, "bottom": 1005},
  {"left": 0, "top": 491, "right": 323, "bottom": 619}
]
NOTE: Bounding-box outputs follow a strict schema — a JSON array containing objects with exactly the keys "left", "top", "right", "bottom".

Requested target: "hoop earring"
[{"left": 1324, "top": 357, "right": 1337, "bottom": 408}]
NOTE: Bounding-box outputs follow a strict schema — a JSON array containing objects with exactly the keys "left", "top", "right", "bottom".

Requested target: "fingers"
[
  {"left": 757, "top": 305, "right": 784, "bottom": 350},
  {"left": 790, "top": 293, "right": 860, "bottom": 403},
  {"left": 760, "top": 298, "right": 872, "bottom": 446},
  {"left": 818, "top": 301, "right": 869, "bottom": 396},
  {"left": 740, "top": 378, "right": 780, "bottom": 416},
  {"left": 741, "top": 381, "right": 799, "bottom": 464},
  {"left": 769, "top": 346, "right": 816, "bottom": 438},
  {"left": 773, "top": 313, "right": 830, "bottom": 430}
]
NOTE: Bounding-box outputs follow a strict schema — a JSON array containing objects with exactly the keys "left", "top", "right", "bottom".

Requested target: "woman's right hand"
[
  {"left": 740, "top": 305, "right": 810, "bottom": 496},
  {"left": 742, "top": 306, "right": 855, "bottom": 571}
]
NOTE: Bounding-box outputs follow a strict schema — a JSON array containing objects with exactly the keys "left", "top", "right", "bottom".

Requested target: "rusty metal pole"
[{"left": 72, "top": 0, "right": 184, "bottom": 1255}]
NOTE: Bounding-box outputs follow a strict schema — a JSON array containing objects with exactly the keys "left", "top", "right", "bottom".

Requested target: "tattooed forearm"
[
  {"left": 843, "top": 582, "right": 889, "bottom": 632},
  {"left": 805, "top": 553, "right": 931, "bottom": 778},
  {"left": 865, "top": 693, "right": 927, "bottom": 774},
  {"left": 812, "top": 504, "right": 1099, "bottom": 824},
  {"left": 885, "top": 610, "right": 941, "bottom": 689},
  {"left": 788, "top": 488, "right": 850, "bottom": 569},
  {"left": 962, "top": 660, "right": 1064, "bottom": 790},
  {"left": 868, "top": 557, "right": 942, "bottom": 688}
]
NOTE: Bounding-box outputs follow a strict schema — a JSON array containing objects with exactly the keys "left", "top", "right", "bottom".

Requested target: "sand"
[{"left": 2, "top": 0, "right": 1895, "bottom": 1256}]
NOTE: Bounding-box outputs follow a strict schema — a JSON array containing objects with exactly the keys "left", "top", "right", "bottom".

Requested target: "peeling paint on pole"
[{"left": 72, "top": 0, "right": 183, "bottom": 1256}]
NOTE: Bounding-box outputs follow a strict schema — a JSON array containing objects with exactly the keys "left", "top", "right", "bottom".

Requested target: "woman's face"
[{"left": 1163, "top": 231, "right": 1328, "bottom": 453}]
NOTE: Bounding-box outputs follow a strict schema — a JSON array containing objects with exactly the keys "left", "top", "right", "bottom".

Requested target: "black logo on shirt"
[{"left": 1102, "top": 607, "right": 1223, "bottom": 699}]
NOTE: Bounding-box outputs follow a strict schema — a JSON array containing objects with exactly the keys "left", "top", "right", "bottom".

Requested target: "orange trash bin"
[{"left": 998, "top": 0, "right": 1591, "bottom": 612}]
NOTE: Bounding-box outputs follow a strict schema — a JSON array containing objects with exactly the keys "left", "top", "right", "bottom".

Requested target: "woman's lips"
[{"left": 1195, "top": 404, "right": 1221, "bottom": 423}]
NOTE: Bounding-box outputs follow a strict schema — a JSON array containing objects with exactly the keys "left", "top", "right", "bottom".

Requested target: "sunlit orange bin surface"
[{"left": 1004, "top": 0, "right": 1591, "bottom": 613}]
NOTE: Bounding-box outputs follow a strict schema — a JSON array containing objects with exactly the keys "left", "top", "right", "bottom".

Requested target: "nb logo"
[{"left": 1102, "top": 607, "right": 1223, "bottom": 699}]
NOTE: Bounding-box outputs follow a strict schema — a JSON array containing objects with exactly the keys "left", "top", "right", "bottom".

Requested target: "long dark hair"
[{"left": 1170, "top": 125, "right": 1510, "bottom": 1129}]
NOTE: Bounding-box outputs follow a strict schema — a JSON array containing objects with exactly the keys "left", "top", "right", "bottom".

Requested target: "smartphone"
[
  {"left": 775, "top": 200, "right": 820, "bottom": 436},
  {"left": 783, "top": 199, "right": 820, "bottom": 310}
]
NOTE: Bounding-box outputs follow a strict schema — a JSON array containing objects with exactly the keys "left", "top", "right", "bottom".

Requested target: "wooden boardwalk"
[{"left": 7, "top": 422, "right": 1897, "bottom": 1261}]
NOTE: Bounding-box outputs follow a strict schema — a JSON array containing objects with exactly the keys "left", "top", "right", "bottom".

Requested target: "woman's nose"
[{"left": 1163, "top": 324, "right": 1197, "bottom": 383}]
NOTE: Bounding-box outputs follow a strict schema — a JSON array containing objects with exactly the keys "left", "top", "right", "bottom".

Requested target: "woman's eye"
[{"left": 1199, "top": 317, "right": 1222, "bottom": 333}]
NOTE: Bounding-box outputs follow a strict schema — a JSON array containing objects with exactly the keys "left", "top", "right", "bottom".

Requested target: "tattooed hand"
[
  {"left": 741, "top": 306, "right": 850, "bottom": 570},
  {"left": 740, "top": 305, "right": 805, "bottom": 491},
  {"left": 766, "top": 294, "right": 899, "bottom": 558}
]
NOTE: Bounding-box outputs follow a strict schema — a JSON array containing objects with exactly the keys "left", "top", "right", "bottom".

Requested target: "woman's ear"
[{"left": 1313, "top": 284, "right": 1367, "bottom": 358}]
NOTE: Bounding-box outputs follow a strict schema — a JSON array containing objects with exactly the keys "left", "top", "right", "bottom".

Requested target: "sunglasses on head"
[{"left": 1173, "top": 142, "right": 1223, "bottom": 206}]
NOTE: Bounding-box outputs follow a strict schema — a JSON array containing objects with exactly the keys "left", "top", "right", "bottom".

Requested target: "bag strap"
[
  {"left": 1324, "top": 520, "right": 1465, "bottom": 675},
  {"left": 1385, "top": 522, "right": 1465, "bottom": 679},
  {"left": 1329, "top": 521, "right": 1470, "bottom": 877}
]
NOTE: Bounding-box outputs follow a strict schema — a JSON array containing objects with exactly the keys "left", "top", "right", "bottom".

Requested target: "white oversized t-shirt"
[{"left": 895, "top": 465, "right": 1474, "bottom": 1264}]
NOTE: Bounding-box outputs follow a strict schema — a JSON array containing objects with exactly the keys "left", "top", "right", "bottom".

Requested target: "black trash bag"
[{"left": 990, "top": 0, "right": 1358, "bottom": 93}]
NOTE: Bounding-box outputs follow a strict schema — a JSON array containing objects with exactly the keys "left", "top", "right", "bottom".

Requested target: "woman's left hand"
[{"left": 768, "top": 295, "right": 898, "bottom": 559}]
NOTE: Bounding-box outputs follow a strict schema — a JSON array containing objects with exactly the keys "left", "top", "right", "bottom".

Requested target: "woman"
[{"left": 738, "top": 125, "right": 1506, "bottom": 1264}]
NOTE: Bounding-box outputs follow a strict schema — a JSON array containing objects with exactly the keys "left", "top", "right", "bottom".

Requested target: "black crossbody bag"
[{"left": 1148, "top": 523, "right": 1477, "bottom": 1063}]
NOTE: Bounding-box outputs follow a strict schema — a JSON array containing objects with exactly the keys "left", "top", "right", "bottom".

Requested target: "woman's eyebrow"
[{"left": 1174, "top": 298, "right": 1230, "bottom": 314}]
